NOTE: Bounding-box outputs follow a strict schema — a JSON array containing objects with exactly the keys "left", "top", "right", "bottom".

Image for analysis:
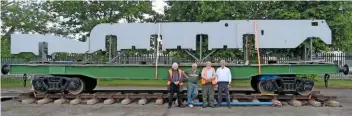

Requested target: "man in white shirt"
[{"left": 215, "top": 60, "right": 232, "bottom": 108}]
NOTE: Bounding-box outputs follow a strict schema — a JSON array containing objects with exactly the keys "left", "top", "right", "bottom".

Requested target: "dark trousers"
[
  {"left": 217, "top": 82, "right": 230, "bottom": 106},
  {"left": 168, "top": 83, "right": 182, "bottom": 106}
]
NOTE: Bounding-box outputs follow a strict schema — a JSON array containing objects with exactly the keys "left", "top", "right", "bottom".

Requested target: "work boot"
[
  {"left": 202, "top": 104, "right": 207, "bottom": 108},
  {"left": 178, "top": 104, "right": 185, "bottom": 108},
  {"left": 216, "top": 103, "right": 221, "bottom": 107}
]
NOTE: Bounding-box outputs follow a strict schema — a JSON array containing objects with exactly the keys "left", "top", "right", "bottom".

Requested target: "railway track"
[{"left": 18, "top": 90, "right": 342, "bottom": 107}]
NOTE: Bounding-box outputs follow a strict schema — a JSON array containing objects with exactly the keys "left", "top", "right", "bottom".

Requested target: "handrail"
[
  {"left": 155, "top": 23, "right": 161, "bottom": 79},
  {"left": 253, "top": 20, "right": 262, "bottom": 74}
]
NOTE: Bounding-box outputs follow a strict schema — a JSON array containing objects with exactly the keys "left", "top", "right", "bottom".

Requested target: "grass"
[
  {"left": 313, "top": 79, "right": 352, "bottom": 88},
  {"left": 1, "top": 78, "right": 29, "bottom": 88},
  {"left": 2, "top": 78, "right": 352, "bottom": 89}
]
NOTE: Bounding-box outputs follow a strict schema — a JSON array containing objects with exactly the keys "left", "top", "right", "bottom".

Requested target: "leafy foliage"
[
  {"left": 47, "top": 1, "right": 157, "bottom": 39},
  {"left": 163, "top": 1, "right": 352, "bottom": 61},
  {"left": 1, "top": 1, "right": 55, "bottom": 57},
  {"left": 1, "top": 1, "right": 351, "bottom": 61}
]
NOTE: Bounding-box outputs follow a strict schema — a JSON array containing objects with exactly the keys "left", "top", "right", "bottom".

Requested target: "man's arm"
[
  {"left": 202, "top": 69, "right": 211, "bottom": 82},
  {"left": 201, "top": 69, "right": 205, "bottom": 79},
  {"left": 215, "top": 68, "right": 219, "bottom": 82},
  {"left": 180, "top": 71, "right": 185, "bottom": 82},
  {"left": 211, "top": 68, "right": 216, "bottom": 79},
  {"left": 182, "top": 70, "right": 189, "bottom": 78},
  {"left": 228, "top": 68, "right": 232, "bottom": 83},
  {"left": 168, "top": 72, "right": 174, "bottom": 82}
]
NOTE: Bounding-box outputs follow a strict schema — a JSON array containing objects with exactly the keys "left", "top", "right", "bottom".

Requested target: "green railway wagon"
[
  {"left": 2, "top": 20, "right": 351, "bottom": 95},
  {"left": 2, "top": 63, "right": 349, "bottom": 95},
  {"left": 1, "top": 64, "right": 347, "bottom": 79}
]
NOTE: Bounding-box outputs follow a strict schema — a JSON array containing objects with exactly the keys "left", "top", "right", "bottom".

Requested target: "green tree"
[
  {"left": 1, "top": 0, "right": 55, "bottom": 57},
  {"left": 48, "top": 1, "right": 156, "bottom": 39},
  {"left": 47, "top": 1, "right": 159, "bottom": 62},
  {"left": 163, "top": 1, "right": 352, "bottom": 62}
]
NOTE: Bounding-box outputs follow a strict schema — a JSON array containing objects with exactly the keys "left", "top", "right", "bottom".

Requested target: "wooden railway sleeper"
[
  {"left": 104, "top": 94, "right": 118, "bottom": 105},
  {"left": 155, "top": 94, "right": 164, "bottom": 105},
  {"left": 70, "top": 95, "right": 81, "bottom": 105},
  {"left": 36, "top": 95, "right": 52, "bottom": 105},
  {"left": 54, "top": 95, "right": 68, "bottom": 104},
  {"left": 121, "top": 94, "right": 132, "bottom": 105},
  {"left": 252, "top": 96, "right": 260, "bottom": 102},
  {"left": 138, "top": 95, "right": 149, "bottom": 105},
  {"left": 87, "top": 94, "right": 100, "bottom": 105}
]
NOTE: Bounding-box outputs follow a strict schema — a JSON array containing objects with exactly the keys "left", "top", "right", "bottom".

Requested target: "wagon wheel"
[
  {"left": 85, "top": 78, "right": 97, "bottom": 92},
  {"left": 32, "top": 78, "right": 47, "bottom": 95},
  {"left": 258, "top": 80, "right": 275, "bottom": 94},
  {"left": 251, "top": 76, "right": 259, "bottom": 92},
  {"left": 296, "top": 79, "right": 314, "bottom": 96},
  {"left": 67, "top": 77, "right": 85, "bottom": 95}
]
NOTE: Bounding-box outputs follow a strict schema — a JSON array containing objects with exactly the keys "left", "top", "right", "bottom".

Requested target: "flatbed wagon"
[{"left": 2, "top": 20, "right": 350, "bottom": 98}]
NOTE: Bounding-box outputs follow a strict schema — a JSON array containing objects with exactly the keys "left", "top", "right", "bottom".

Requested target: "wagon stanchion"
[
  {"left": 324, "top": 74, "right": 330, "bottom": 88},
  {"left": 23, "top": 74, "right": 27, "bottom": 87}
]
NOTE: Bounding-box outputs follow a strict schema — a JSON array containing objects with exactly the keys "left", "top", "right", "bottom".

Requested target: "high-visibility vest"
[
  {"left": 167, "top": 69, "right": 184, "bottom": 86},
  {"left": 201, "top": 67, "right": 217, "bottom": 85}
]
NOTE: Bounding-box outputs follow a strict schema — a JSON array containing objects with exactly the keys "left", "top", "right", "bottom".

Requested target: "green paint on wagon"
[{"left": 7, "top": 64, "right": 340, "bottom": 79}]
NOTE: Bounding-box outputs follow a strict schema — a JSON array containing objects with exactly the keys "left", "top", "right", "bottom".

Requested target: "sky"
[
  {"left": 119, "top": 0, "right": 166, "bottom": 23},
  {"left": 152, "top": 0, "right": 166, "bottom": 14}
]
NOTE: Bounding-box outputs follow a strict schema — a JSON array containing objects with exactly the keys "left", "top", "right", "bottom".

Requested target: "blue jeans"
[{"left": 187, "top": 82, "right": 198, "bottom": 105}]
